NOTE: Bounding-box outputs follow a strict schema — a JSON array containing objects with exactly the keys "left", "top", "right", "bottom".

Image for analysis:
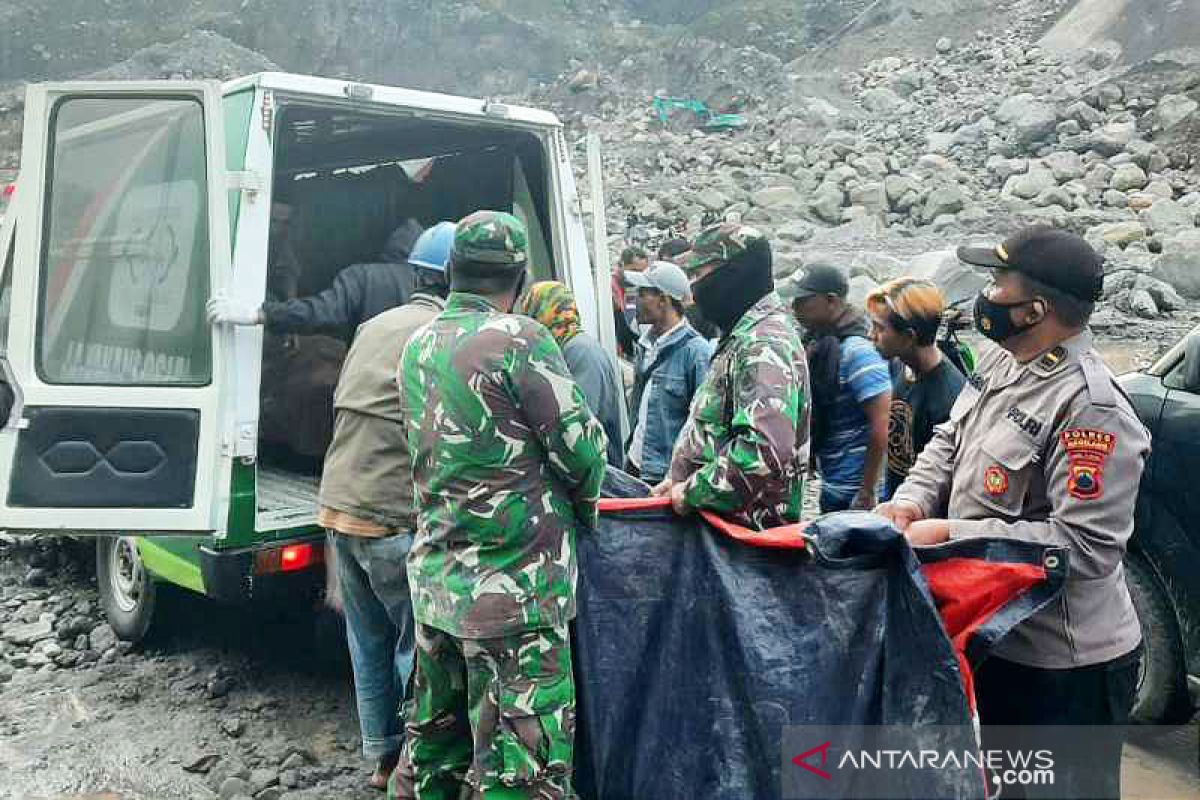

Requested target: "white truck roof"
[{"left": 221, "top": 72, "right": 563, "bottom": 129}]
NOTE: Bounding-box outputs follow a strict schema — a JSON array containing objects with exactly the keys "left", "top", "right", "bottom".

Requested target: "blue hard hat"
[{"left": 408, "top": 221, "right": 456, "bottom": 272}]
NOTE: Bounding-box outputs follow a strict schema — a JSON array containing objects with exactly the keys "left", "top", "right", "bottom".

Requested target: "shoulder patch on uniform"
[{"left": 1061, "top": 428, "right": 1116, "bottom": 500}]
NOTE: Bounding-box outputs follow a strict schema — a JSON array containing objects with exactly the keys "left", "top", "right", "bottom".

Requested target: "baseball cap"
[
  {"left": 957, "top": 227, "right": 1104, "bottom": 302},
  {"left": 682, "top": 223, "right": 767, "bottom": 274},
  {"left": 777, "top": 262, "right": 849, "bottom": 301},
  {"left": 625, "top": 260, "right": 693, "bottom": 302},
  {"left": 452, "top": 210, "right": 528, "bottom": 266}
]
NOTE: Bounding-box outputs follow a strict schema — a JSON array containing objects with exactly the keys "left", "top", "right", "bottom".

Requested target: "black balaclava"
[{"left": 690, "top": 238, "right": 774, "bottom": 336}]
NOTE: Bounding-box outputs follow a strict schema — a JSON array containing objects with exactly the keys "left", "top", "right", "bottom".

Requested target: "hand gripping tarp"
[{"left": 573, "top": 483, "right": 1067, "bottom": 800}]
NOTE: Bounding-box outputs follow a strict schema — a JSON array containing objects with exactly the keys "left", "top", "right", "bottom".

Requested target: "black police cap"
[{"left": 957, "top": 227, "right": 1104, "bottom": 302}]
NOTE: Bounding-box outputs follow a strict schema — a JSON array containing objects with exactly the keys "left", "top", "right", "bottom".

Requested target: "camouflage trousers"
[{"left": 388, "top": 622, "right": 575, "bottom": 800}]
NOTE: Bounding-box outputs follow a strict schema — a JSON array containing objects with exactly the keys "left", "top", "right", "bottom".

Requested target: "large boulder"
[
  {"left": 919, "top": 184, "right": 968, "bottom": 224},
  {"left": 996, "top": 94, "right": 1058, "bottom": 147},
  {"left": 1084, "top": 163, "right": 1115, "bottom": 190},
  {"left": 1034, "top": 187, "right": 1075, "bottom": 210},
  {"left": 1113, "top": 288, "right": 1160, "bottom": 318},
  {"left": 809, "top": 188, "right": 846, "bottom": 225},
  {"left": 1126, "top": 139, "right": 1167, "bottom": 172},
  {"left": 1003, "top": 167, "right": 1057, "bottom": 200},
  {"left": 1090, "top": 221, "right": 1146, "bottom": 248},
  {"left": 852, "top": 155, "right": 889, "bottom": 179},
  {"left": 884, "top": 175, "right": 922, "bottom": 211},
  {"left": 1102, "top": 190, "right": 1130, "bottom": 208},
  {"left": 1106, "top": 273, "right": 1185, "bottom": 314},
  {"left": 1153, "top": 94, "right": 1199, "bottom": 132},
  {"left": 1110, "top": 164, "right": 1149, "bottom": 192},
  {"left": 849, "top": 182, "right": 887, "bottom": 214},
  {"left": 988, "top": 156, "right": 1028, "bottom": 182},
  {"left": 694, "top": 188, "right": 732, "bottom": 213},
  {"left": 1044, "top": 151, "right": 1083, "bottom": 182},
  {"left": 1140, "top": 199, "right": 1196, "bottom": 235},
  {"left": 777, "top": 221, "right": 815, "bottom": 243},
  {"left": 1087, "top": 120, "right": 1138, "bottom": 157},
  {"left": 861, "top": 87, "right": 908, "bottom": 114},
  {"left": 750, "top": 186, "right": 805, "bottom": 212},
  {"left": 906, "top": 249, "right": 988, "bottom": 306},
  {"left": 889, "top": 69, "right": 925, "bottom": 97},
  {"left": 1061, "top": 101, "right": 1103, "bottom": 128},
  {"left": 1155, "top": 230, "right": 1200, "bottom": 298}
]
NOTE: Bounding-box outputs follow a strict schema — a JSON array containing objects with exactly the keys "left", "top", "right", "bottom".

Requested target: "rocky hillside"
[
  {"left": 554, "top": 0, "right": 1200, "bottom": 329},
  {"left": 1, "top": 0, "right": 1200, "bottom": 337}
]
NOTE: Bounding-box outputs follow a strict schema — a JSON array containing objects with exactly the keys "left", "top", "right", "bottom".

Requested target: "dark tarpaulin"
[{"left": 573, "top": 480, "right": 1066, "bottom": 800}]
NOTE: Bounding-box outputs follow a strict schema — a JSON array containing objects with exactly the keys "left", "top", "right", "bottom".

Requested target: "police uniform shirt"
[{"left": 892, "top": 331, "right": 1149, "bottom": 668}]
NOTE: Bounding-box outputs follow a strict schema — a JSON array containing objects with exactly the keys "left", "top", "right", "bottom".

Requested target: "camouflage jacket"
[
  {"left": 399, "top": 292, "right": 608, "bottom": 638},
  {"left": 669, "top": 292, "right": 810, "bottom": 530}
]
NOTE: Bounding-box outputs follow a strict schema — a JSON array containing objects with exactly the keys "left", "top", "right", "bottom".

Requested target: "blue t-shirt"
[{"left": 816, "top": 335, "right": 892, "bottom": 498}]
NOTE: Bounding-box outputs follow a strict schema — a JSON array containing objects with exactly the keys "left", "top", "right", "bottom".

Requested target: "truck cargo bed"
[{"left": 256, "top": 465, "right": 320, "bottom": 530}]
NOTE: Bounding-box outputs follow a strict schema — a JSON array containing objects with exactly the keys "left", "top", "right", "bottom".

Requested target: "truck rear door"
[{"left": 0, "top": 82, "right": 231, "bottom": 533}]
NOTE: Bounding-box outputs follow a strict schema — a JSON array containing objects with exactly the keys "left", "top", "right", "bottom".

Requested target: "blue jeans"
[
  {"left": 330, "top": 531, "right": 415, "bottom": 761},
  {"left": 819, "top": 485, "right": 857, "bottom": 514}
]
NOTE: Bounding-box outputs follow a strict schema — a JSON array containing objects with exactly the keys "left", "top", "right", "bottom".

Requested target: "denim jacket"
[{"left": 626, "top": 322, "right": 715, "bottom": 482}]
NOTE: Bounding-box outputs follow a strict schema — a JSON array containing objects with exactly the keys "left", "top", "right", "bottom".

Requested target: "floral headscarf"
[{"left": 518, "top": 281, "right": 582, "bottom": 346}]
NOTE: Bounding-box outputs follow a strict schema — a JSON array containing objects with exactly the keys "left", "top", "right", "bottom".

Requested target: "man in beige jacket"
[{"left": 317, "top": 222, "right": 454, "bottom": 789}]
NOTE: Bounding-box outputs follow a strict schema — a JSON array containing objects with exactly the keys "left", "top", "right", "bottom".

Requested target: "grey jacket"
[
  {"left": 562, "top": 332, "right": 624, "bottom": 467},
  {"left": 318, "top": 294, "right": 445, "bottom": 530},
  {"left": 893, "top": 332, "right": 1148, "bottom": 668}
]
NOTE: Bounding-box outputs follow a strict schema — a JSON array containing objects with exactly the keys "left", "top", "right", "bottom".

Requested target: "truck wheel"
[
  {"left": 1125, "top": 555, "right": 1191, "bottom": 724},
  {"left": 96, "top": 536, "right": 158, "bottom": 643}
]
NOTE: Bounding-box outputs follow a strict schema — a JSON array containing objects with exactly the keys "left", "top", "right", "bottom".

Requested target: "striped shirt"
[{"left": 816, "top": 335, "right": 891, "bottom": 498}]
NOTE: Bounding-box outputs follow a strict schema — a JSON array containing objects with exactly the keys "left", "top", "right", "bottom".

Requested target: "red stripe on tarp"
[
  {"left": 699, "top": 513, "right": 809, "bottom": 550},
  {"left": 597, "top": 497, "right": 811, "bottom": 550},
  {"left": 920, "top": 558, "right": 1048, "bottom": 711},
  {"left": 597, "top": 497, "right": 672, "bottom": 513}
]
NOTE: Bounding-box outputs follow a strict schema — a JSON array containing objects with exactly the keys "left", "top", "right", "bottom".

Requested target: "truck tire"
[
  {"left": 1125, "top": 555, "right": 1191, "bottom": 724},
  {"left": 96, "top": 536, "right": 158, "bottom": 643}
]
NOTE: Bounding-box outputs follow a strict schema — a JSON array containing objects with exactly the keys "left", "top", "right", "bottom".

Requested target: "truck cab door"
[
  {"left": 0, "top": 82, "right": 231, "bottom": 533},
  {"left": 1154, "top": 339, "right": 1200, "bottom": 529}
]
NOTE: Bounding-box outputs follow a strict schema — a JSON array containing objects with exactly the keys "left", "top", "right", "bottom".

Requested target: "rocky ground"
[{"left": 0, "top": 537, "right": 373, "bottom": 800}]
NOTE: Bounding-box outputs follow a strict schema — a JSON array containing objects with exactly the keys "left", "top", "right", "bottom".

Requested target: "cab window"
[
  {"left": 1161, "top": 330, "right": 1200, "bottom": 393},
  {"left": 38, "top": 96, "right": 212, "bottom": 385}
]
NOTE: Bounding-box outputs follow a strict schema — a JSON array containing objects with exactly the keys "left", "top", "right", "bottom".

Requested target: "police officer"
[
  {"left": 876, "top": 227, "right": 1148, "bottom": 799},
  {"left": 394, "top": 211, "right": 608, "bottom": 799}
]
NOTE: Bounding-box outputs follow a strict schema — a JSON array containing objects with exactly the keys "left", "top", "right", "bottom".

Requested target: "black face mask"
[
  {"left": 690, "top": 241, "right": 774, "bottom": 336},
  {"left": 511, "top": 270, "right": 528, "bottom": 311},
  {"left": 973, "top": 292, "right": 1037, "bottom": 342}
]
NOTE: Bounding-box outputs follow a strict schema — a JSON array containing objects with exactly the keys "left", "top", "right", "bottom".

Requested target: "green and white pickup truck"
[{"left": 0, "top": 72, "right": 616, "bottom": 641}]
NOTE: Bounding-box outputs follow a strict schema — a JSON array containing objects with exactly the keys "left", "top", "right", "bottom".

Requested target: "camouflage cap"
[
  {"left": 452, "top": 210, "right": 528, "bottom": 266},
  {"left": 682, "top": 223, "right": 766, "bottom": 273}
]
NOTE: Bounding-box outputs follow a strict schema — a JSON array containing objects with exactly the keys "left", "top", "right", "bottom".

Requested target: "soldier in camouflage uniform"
[
  {"left": 653, "top": 223, "right": 811, "bottom": 530},
  {"left": 393, "top": 211, "right": 608, "bottom": 800}
]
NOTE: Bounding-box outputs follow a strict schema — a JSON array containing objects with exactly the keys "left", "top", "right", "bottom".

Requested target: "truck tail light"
[{"left": 254, "top": 542, "right": 323, "bottom": 575}]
